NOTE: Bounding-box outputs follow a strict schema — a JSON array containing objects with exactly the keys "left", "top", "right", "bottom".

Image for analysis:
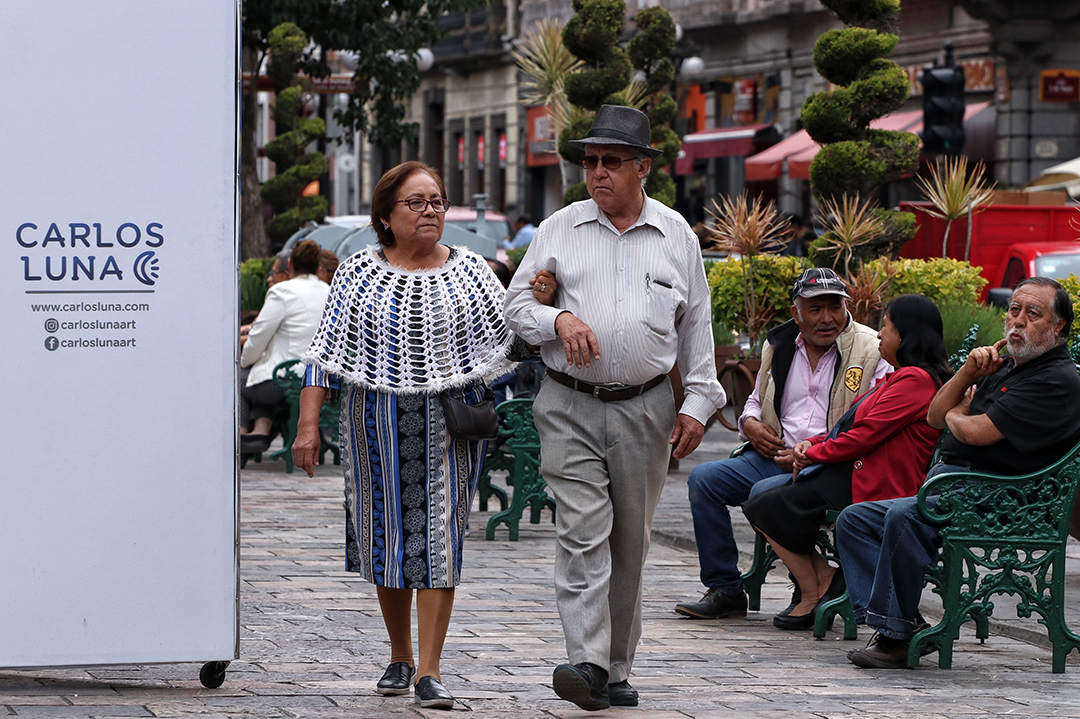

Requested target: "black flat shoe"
[
  {"left": 773, "top": 572, "right": 844, "bottom": 631},
  {"left": 414, "top": 675, "right": 454, "bottom": 709},
  {"left": 240, "top": 433, "right": 271, "bottom": 453},
  {"left": 608, "top": 679, "right": 638, "bottom": 707},
  {"left": 376, "top": 662, "right": 414, "bottom": 696},
  {"left": 772, "top": 608, "right": 817, "bottom": 630},
  {"left": 775, "top": 584, "right": 802, "bottom": 618}
]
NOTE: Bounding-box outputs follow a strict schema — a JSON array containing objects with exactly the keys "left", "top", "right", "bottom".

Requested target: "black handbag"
[{"left": 439, "top": 388, "right": 499, "bottom": 441}]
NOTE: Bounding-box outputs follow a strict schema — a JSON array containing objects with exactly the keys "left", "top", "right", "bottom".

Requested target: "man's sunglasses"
[
  {"left": 581, "top": 154, "right": 632, "bottom": 171},
  {"left": 397, "top": 198, "right": 452, "bottom": 213}
]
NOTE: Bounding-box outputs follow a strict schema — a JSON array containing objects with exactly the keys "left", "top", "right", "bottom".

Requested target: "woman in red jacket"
[{"left": 742, "top": 294, "right": 951, "bottom": 630}]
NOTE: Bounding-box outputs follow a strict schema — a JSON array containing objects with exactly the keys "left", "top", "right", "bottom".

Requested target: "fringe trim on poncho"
[{"left": 303, "top": 245, "right": 515, "bottom": 394}]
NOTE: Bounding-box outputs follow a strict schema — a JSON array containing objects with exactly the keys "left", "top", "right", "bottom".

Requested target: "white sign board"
[{"left": 0, "top": 1, "right": 239, "bottom": 667}]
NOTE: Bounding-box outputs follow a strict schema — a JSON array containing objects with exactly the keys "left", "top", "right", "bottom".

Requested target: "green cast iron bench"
[
  {"left": 266, "top": 359, "right": 341, "bottom": 473},
  {"left": 901, "top": 439, "right": 1080, "bottom": 672},
  {"left": 744, "top": 325, "right": 986, "bottom": 641},
  {"left": 481, "top": 398, "right": 556, "bottom": 541}
]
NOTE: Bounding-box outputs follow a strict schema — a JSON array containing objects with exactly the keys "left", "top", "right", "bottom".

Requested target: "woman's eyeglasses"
[
  {"left": 397, "top": 198, "right": 452, "bottom": 213},
  {"left": 581, "top": 154, "right": 630, "bottom": 170}
]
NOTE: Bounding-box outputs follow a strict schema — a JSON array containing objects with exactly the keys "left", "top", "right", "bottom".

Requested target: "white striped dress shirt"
[{"left": 504, "top": 196, "right": 726, "bottom": 426}]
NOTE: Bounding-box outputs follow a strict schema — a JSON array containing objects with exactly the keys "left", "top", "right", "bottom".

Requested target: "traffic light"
[{"left": 921, "top": 63, "right": 966, "bottom": 155}]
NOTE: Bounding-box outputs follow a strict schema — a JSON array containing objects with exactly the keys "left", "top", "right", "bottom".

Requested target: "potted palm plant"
[
  {"left": 914, "top": 156, "right": 995, "bottom": 261},
  {"left": 706, "top": 194, "right": 809, "bottom": 429}
]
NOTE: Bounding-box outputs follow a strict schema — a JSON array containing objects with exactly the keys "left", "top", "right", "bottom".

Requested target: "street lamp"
[
  {"left": 680, "top": 56, "right": 705, "bottom": 77},
  {"left": 415, "top": 48, "right": 434, "bottom": 72}
]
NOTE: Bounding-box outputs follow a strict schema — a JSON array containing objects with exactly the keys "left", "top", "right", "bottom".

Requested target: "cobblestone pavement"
[{"left": 2, "top": 426, "right": 1079, "bottom": 717}]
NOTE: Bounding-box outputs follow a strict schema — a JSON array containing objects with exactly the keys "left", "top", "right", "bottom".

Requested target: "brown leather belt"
[{"left": 546, "top": 368, "right": 666, "bottom": 402}]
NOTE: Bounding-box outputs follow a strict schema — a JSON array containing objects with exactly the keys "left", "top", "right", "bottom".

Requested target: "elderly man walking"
[
  {"left": 504, "top": 105, "right": 725, "bottom": 711},
  {"left": 838, "top": 277, "right": 1080, "bottom": 669}
]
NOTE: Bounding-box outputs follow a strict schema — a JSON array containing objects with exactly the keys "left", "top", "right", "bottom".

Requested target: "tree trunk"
[{"left": 240, "top": 51, "right": 267, "bottom": 261}]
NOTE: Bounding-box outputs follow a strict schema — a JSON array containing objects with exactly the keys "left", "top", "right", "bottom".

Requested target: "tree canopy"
[{"left": 243, "top": 0, "right": 479, "bottom": 148}]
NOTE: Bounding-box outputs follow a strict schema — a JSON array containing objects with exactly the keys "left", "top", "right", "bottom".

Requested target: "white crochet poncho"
[{"left": 303, "top": 245, "right": 515, "bottom": 393}]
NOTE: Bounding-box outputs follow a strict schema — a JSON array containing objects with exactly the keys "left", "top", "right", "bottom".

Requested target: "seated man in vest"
[
  {"left": 676, "top": 268, "right": 889, "bottom": 619},
  {"left": 839, "top": 277, "right": 1080, "bottom": 668}
]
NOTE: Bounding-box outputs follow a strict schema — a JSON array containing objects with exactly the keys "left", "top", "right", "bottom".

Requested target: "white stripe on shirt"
[{"left": 503, "top": 196, "right": 725, "bottom": 425}]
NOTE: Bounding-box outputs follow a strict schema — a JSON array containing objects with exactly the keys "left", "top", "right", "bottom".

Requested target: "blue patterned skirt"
[{"left": 339, "top": 383, "right": 487, "bottom": 588}]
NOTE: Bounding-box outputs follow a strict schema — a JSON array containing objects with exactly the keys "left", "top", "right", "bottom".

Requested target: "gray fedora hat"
[{"left": 569, "top": 104, "right": 662, "bottom": 159}]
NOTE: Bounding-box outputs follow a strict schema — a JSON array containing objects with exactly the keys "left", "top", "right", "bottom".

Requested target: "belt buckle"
[{"left": 593, "top": 381, "right": 628, "bottom": 399}]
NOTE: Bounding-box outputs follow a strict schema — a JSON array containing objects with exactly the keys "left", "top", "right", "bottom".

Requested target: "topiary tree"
[
  {"left": 557, "top": 0, "right": 682, "bottom": 207},
  {"left": 259, "top": 23, "right": 329, "bottom": 249},
  {"left": 803, "top": 0, "right": 919, "bottom": 264}
]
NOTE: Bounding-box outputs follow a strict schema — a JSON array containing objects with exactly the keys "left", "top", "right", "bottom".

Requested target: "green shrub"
[
  {"left": 812, "top": 28, "right": 897, "bottom": 87},
  {"left": 241, "top": 257, "right": 277, "bottom": 313},
  {"left": 644, "top": 169, "right": 675, "bottom": 207},
  {"left": 936, "top": 301, "right": 1004, "bottom": 358},
  {"left": 565, "top": 48, "right": 631, "bottom": 110},
  {"left": 506, "top": 246, "right": 529, "bottom": 270},
  {"left": 1057, "top": 274, "right": 1080, "bottom": 347},
  {"left": 563, "top": 182, "right": 590, "bottom": 206},
  {"left": 707, "top": 255, "right": 811, "bottom": 355},
  {"left": 866, "top": 257, "right": 987, "bottom": 306}
]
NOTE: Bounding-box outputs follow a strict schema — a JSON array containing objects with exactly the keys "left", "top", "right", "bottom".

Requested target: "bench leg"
[
  {"left": 740, "top": 532, "right": 776, "bottom": 612},
  {"left": 814, "top": 590, "right": 856, "bottom": 640}
]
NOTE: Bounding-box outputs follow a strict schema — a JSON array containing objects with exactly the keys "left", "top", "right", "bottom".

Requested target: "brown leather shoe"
[
  {"left": 847, "top": 625, "right": 937, "bottom": 661},
  {"left": 848, "top": 632, "right": 910, "bottom": 669}
]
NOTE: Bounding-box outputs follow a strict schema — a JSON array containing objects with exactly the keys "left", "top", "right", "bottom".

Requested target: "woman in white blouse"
[{"left": 239, "top": 239, "right": 329, "bottom": 452}]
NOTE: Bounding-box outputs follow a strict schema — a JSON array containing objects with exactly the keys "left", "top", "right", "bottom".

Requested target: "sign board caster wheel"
[{"left": 200, "top": 661, "right": 229, "bottom": 688}]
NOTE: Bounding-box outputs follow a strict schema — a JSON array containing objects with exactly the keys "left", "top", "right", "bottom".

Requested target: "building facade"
[{"left": 352, "top": 0, "right": 1078, "bottom": 222}]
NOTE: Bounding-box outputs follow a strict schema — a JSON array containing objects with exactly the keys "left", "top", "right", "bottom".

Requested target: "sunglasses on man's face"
[{"left": 581, "top": 154, "right": 632, "bottom": 171}]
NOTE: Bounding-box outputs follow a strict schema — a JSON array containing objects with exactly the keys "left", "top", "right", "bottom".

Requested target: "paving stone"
[{"left": 5, "top": 426, "right": 1080, "bottom": 717}]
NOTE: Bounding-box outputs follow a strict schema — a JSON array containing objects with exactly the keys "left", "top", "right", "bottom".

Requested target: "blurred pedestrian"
[
  {"left": 316, "top": 248, "right": 339, "bottom": 284},
  {"left": 239, "top": 239, "right": 328, "bottom": 453},
  {"left": 504, "top": 216, "right": 536, "bottom": 249}
]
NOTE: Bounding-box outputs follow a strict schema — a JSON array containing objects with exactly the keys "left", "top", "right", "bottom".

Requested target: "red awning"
[
  {"left": 744, "top": 130, "right": 818, "bottom": 182},
  {"left": 787, "top": 109, "right": 923, "bottom": 180},
  {"left": 675, "top": 124, "right": 774, "bottom": 175},
  {"left": 777, "top": 102, "right": 993, "bottom": 181}
]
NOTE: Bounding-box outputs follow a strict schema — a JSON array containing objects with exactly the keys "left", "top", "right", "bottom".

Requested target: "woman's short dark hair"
[
  {"left": 290, "top": 239, "right": 321, "bottom": 275},
  {"left": 370, "top": 161, "right": 447, "bottom": 247},
  {"left": 884, "top": 293, "right": 952, "bottom": 386}
]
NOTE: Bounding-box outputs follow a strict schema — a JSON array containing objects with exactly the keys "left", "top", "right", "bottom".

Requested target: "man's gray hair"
[{"left": 631, "top": 147, "right": 652, "bottom": 189}]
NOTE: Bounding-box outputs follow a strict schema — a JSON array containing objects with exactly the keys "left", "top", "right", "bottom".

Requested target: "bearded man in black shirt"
[{"left": 835, "top": 277, "right": 1080, "bottom": 669}]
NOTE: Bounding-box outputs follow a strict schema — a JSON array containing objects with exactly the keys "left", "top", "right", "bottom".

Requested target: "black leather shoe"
[
  {"left": 240, "top": 433, "right": 271, "bottom": 454},
  {"left": 552, "top": 663, "right": 610, "bottom": 711},
  {"left": 414, "top": 675, "right": 454, "bottom": 709},
  {"left": 773, "top": 571, "right": 844, "bottom": 630},
  {"left": 775, "top": 584, "right": 802, "bottom": 618},
  {"left": 608, "top": 680, "right": 638, "bottom": 707},
  {"left": 674, "top": 588, "right": 747, "bottom": 619},
  {"left": 772, "top": 608, "right": 817, "bottom": 630},
  {"left": 848, "top": 633, "right": 911, "bottom": 669},
  {"left": 375, "top": 661, "right": 414, "bottom": 695}
]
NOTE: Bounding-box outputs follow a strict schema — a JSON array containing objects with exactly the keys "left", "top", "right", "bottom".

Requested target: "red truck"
[{"left": 898, "top": 200, "right": 1080, "bottom": 305}]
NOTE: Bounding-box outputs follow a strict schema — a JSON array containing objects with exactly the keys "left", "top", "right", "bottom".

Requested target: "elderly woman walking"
[{"left": 293, "top": 161, "right": 515, "bottom": 709}]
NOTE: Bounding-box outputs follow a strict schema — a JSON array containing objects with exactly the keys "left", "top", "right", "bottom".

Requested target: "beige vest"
[{"left": 757, "top": 317, "right": 882, "bottom": 441}]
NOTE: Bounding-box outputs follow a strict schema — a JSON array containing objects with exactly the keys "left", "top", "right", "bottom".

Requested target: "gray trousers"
[{"left": 533, "top": 375, "right": 676, "bottom": 682}]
